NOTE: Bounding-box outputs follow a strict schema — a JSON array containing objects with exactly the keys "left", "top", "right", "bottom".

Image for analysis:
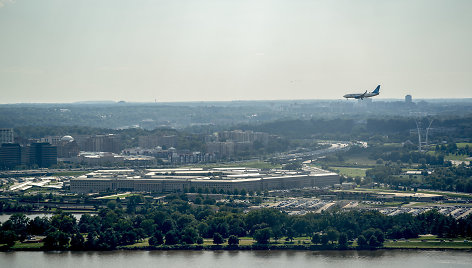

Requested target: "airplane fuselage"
[
  {"left": 343, "top": 85, "right": 380, "bottom": 100},
  {"left": 343, "top": 92, "right": 379, "bottom": 99}
]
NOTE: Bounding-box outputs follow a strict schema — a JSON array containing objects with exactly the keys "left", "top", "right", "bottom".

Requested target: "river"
[
  {"left": 0, "top": 213, "right": 91, "bottom": 223},
  {"left": 0, "top": 250, "right": 470, "bottom": 268}
]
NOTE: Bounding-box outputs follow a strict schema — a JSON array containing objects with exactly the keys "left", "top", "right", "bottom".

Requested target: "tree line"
[{"left": 1, "top": 195, "right": 471, "bottom": 250}]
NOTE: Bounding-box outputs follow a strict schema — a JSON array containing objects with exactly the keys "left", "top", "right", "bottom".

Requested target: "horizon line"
[{"left": 2, "top": 97, "right": 472, "bottom": 105}]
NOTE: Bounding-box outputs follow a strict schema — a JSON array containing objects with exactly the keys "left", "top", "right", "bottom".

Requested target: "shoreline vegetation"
[
  {"left": 3, "top": 243, "right": 472, "bottom": 252},
  {"left": 2, "top": 187, "right": 472, "bottom": 253}
]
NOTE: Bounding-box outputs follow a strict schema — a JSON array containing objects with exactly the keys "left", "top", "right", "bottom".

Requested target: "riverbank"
[{"left": 3, "top": 242, "right": 472, "bottom": 252}]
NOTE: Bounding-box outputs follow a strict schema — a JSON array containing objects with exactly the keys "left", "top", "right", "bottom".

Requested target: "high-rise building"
[
  {"left": 0, "top": 128, "right": 14, "bottom": 144},
  {"left": 206, "top": 141, "right": 234, "bottom": 157},
  {"left": 138, "top": 135, "right": 176, "bottom": 149},
  {"left": 219, "top": 130, "right": 269, "bottom": 144},
  {"left": 0, "top": 143, "right": 21, "bottom": 169},
  {"left": 405, "top": 95, "right": 412, "bottom": 103},
  {"left": 28, "top": 142, "right": 57, "bottom": 168},
  {"left": 82, "top": 134, "right": 121, "bottom": 153}
]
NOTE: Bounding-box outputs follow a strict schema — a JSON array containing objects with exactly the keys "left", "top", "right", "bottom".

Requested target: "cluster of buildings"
[
  {"left": 1, "top": 129, "right": 276, "bottom": 169},
  {"left": 205, "top": 130, "right": 270, "bottom": 157},
  {"left": 131, "top": 134, "right": 217, "bottom": 164},
  {"left": 0, "top": 141, "right": 57, "bottom": 168},
  {"left": 1, "top": 129, "right": 57, "bottom": 168},
  {"left": 70, "top": 167, "right": 340, "bottom": 193},
  {"left": 0, "top": 129, "right": 124, "bottom": 169},
  {"left": 124, "top": 130, "right": 272, "bottom": 164},
  {"left": 42, "top": 134, "right": 121, "bottom": 155}
]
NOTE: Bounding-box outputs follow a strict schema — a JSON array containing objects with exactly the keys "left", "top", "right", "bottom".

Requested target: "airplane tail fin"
[{"left": 372, "top": 85, "right": 380, "bottom": 94}]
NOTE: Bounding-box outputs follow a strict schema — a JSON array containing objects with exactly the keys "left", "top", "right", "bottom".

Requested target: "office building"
[
  {"left": 0, "top": 143, "right": 21, "bottom": 169},
  {"left": 0, "top": 128, "right": 14, "bottom": 144},
  {"left": 82, "top": 134, "right": 121, "bottom": 153},
  {"left": 28, "top": 142, "right": 57, "bottom": 168}
]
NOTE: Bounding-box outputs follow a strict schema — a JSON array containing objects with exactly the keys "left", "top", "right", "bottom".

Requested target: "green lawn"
[
  {"left": 456, "top": 143, "right": 472, "bottom": 148},
  {"left": 123, "top": 236, "right": 314, "bottom": 248},
  {"left": 384, "top": 241, "right": 472, "bottom": 249},
  {"left": 444, "top": 153, "right": 470, "bottom": 161},
  {"left": 11, "top": 242, "right": 44, "bottom": 249},
  {"left": 331, "top": 167, "right": 366, "bottom": 177},
  {"left": 342, "top": 151, "right": 377, "bottom": 166}
]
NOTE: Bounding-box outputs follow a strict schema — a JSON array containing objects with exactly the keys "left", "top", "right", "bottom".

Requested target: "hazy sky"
[{"left": 1, "top": 0, "right": 471, "bottom": 103}]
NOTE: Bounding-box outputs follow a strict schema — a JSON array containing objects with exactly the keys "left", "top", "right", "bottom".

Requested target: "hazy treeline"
[
  {"left": 2, "top": 101, "right": 472, "bottom": 131},
  {"left": 240, "top": 116, "right": 472, "bottom": 140}
]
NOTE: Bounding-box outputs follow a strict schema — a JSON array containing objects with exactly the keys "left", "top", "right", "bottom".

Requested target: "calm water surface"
[
  {"left": 0, "top": 213, "right": 90, "bottom": 223},
  {"left": 0, "top": 250, "right": 471, "bottom": 268}
]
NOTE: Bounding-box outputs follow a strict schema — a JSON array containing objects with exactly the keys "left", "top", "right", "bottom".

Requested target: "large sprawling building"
[{"left": 70, "top": 167, "right": 339, "bottom": 193}]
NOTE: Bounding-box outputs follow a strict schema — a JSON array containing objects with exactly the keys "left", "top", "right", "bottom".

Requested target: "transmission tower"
[
  {"left": 425, "top": 118, "right": 434, "bottom": 147},
  {"left": 415, "top": 119, "right": 422, "bottom": 151},
  {"left": 415, "top": 117, "right": 434, "bottom": 151}
]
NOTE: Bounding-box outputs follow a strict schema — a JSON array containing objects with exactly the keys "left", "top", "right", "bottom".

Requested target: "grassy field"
[
  {"left": 331, "top": 167, "right": 366, "bottom": 177},
  {"left": 384, "top": 241, "right": 472, "bottom": 249},
  {"left": 384, "top": 234, "right": 472, "bottom": 249},
  {"left": 121, "top": 236, "right": 316, "bottom": 249},
  {"left": 6, "top": 235, "right": 472, "bottom": 250},
  {"left": 456, "top": 143, "right": 472, "bottom": 148},
  {"left": 444, "top": 153, "right": 471, "bottom": 161},
  {"left": 10, "top": 242, "right": 44, "bottom": 249},
  {"left": 427, "top": 149, "right": 470, "bottom": 161},
  {"left": 343, "top": 155, "right": 376, "bottom": 166}
]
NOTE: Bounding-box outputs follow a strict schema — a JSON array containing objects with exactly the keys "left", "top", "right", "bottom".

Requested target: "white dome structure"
[{"left": 61, "top": 135, "right": 74, "bottom": 142}]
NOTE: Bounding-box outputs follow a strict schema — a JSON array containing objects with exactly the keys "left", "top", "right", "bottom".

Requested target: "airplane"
[{"left": 343, "top": 85, "right": 380, "bottom": 100}]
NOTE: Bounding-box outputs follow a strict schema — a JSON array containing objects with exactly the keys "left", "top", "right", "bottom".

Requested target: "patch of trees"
[
  {"left": 366, "top": 165, "right": 403, "bottom": 183},
  {"left": 425, "top": 166, "right": 472, "bottom": 193},
  {"left": 0, "top": 200, "right": 32, "bottom": 213},
  {"left": 436, "top": 143, "right": 472, "bottom": 157},
  {"left": 239, "top": 119, "right": 356, "bottom": 139},
  {"left": 371, "top": 150, "right": 445, "bottom": 166},
  {"left": 366, "top": 164, "right": 472, "bottom": 193}
]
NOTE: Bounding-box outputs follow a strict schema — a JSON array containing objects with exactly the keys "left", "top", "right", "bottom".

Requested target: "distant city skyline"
[{"left": 1, "top": 0, "right": 471, "bottom": 103}]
